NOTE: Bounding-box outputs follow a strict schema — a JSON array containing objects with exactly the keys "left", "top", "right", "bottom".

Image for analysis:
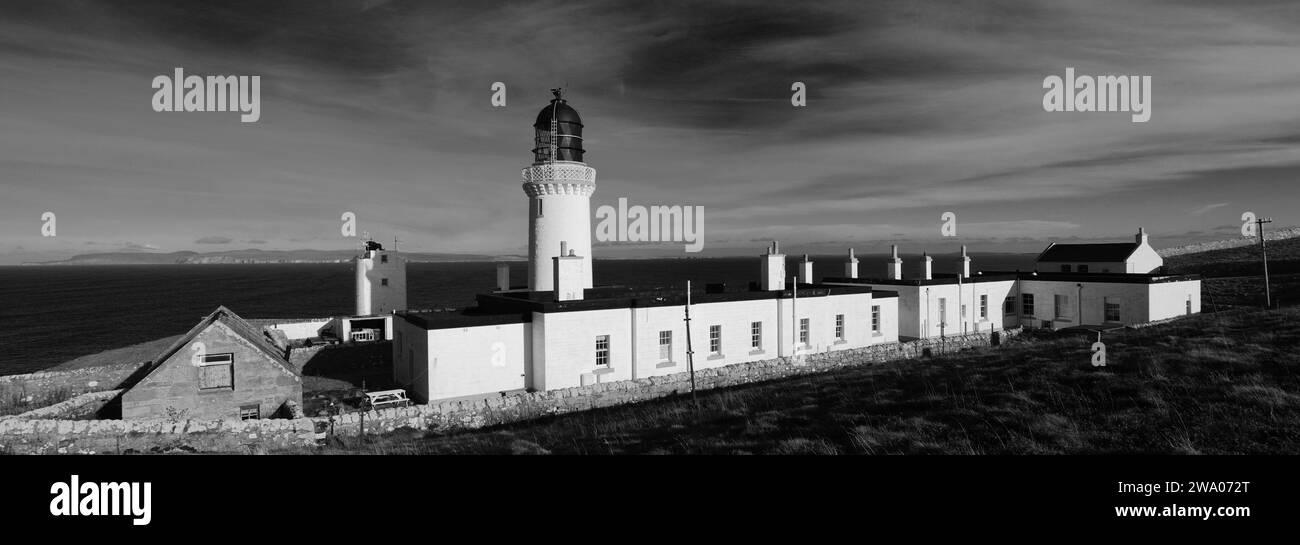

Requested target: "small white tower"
[
  {"left": 960, "top": 245, "right": 971, "bottom": 278},
  {"left": 760, "top": 241, "right": 785, "bottom": 291},
  {"left": 844, "top": 248, "right": 859, "bottom": 279},
  {"left": 523, "top": 89, "right": 595, "bottom": 292},
  {"left": 922, "top": 252, "right": 933, "bottom": 280},
  {"left": 355, "top": 240, "right": 406, "bottom": 315}
]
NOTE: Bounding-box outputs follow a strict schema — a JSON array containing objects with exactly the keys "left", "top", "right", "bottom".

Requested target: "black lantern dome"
[{"left": 532, "top": 88, "right": 585, "bottom": 163}]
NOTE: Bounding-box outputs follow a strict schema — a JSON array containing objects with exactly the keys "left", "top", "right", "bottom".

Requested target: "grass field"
[{"left": 292, "top": 305, "right": 1300, "bottom": 455}]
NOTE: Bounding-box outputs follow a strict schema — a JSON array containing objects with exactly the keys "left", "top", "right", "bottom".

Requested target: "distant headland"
[{"left": 21, "top": 249, "right": 519, "bottom": 266}]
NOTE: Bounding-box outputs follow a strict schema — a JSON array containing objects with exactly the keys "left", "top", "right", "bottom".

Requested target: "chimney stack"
[
  {"left": 844, "top": 248, "right": 859, "bottom": 279},
  {"left": 886, "top": 245, "right": 903, "bottom": 280},
  {"left": 553, "top": 240, "right": 585, "bottom": 301},
  {"left": 960, "top": 245, "right": 971, "bottom": 278},
  {"left": 496, "top": 263, "right": 510, "bottom": 291},
  {"left": 1136, "top": 227, "right": 1149, "bottom": 246},
  {"left": 760, "top": 240, "right": 785, "bottom": 291},
  {"left": 799, "top": 254, "right": 815, "bottom": 284},
  {"left": 922, "top": 252, "right": 933, "bottom": 280}
]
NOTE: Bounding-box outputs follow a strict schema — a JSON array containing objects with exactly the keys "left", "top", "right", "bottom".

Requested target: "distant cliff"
[{"left": 23, "top": 249, "right": 513, "bottom": 265}]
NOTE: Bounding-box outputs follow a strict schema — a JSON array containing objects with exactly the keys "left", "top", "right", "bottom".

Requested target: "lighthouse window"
[
  {"left": 381, "top": 278, "right": 389, "bottom": 287},
  {"left": 709, "top": 325, "right": 721, "bottom": 355},
  {"left": 537, "top": 199, "right": 543, "bottom": 217},
  {"left": 380, "top": 254, "right": 388, "bottom": 263},
  {"left": 595, "top": 335, "right": 610, "bottom": 367}
]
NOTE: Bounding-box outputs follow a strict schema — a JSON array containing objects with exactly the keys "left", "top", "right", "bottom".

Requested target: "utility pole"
[
  {"left": 1256, "top": 216, "right": 1273, "bottom": 308},
  {"left": 683, "top": 281, "right": 698, "bottom": 414}
]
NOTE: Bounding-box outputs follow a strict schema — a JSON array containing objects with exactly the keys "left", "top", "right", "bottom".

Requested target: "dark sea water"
[{"left": 0, "top": 254, "right": 1036, "bottom": 374}]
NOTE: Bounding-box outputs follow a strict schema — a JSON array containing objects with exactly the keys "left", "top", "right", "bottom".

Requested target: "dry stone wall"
[{"left": 0, "top": 330, "right": 1017, "bottom": 454}]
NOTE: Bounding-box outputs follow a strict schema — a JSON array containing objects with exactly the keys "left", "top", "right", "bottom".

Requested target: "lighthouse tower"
[
  {"left": 523, "top": 89, "right": 595, "bottom": 292},
  {"left": 355, "top": 240, "right": 406, "bottom": 315}
]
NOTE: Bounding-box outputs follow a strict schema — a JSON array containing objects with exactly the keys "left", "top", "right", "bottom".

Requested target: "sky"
[{"left": 2, "top": 0, "right": 1299, "bottom": 264}]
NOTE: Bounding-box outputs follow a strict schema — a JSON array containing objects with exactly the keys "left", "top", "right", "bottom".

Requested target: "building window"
[
  {"left": 938, "top": 298, "right": 947, "bottom": 328},
  {"left": 380, "top": 254, "right": 388, "bottom": 263},
  {"left": 595, "top": 335, "right": 610, "bottom": 367},
  {"left": 537, "top": 199, "right": 543, "bottom": 217},
  {"left": 799, "top": 318, "right": 810, "bottom": 346},
  {"left": 658, "top": 330, "right": 672, "bottom": 361},
  {"left": 961, "top": 304, "right": 967, "bottom": 319},
  {"left": 1004, "top": 295, "right": 1015, "bottom": 314},
  {"left": 871, "top": 305, "right": 881, "bottom": 333},
  {"left": 835, "top": 314, "right": 845, "bottom": 341},
  {"left": 1061, "top": 264, "right": 1072, "bottom": 272},
  {"left": 709, "top": 325, "right": 721, "bottom": 355},
  {"left": 750, "top": 321, "right": 762, "bottom": 348},
  {"left": 1105, "top": 298, "right": 1121, "bottom": 322},
  {"left": 198, "top": 353, "right": 233, "bottom": 390},
  {"left": 381, "top": 278, "right": 389, "bottom": 286},
  {"left": 1022, "top": 294, "right": 1035, "bottom": 316},
  {"left": 239, "top": 405, "right": 259, "bottom": 421},
  {"left": 1186, "top": 298, "right": 1192, "bottom": 315},
  {"left": 1078, "top": 264, "right": 1088, "bottom": 273},
  {"left": 979, "top": 294, "right": 988, "bottom": 319},
  {"left": 1055, "top": 294, "right": 1069, "bottom": 319}
]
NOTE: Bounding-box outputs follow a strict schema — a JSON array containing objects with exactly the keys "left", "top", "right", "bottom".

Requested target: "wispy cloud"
[{"left": 1190, "top": 202, "right": 1230, "bottom": 215}]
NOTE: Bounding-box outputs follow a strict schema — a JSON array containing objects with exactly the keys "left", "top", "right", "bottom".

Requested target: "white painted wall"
[
  {"left": 1149, "top": 280, "right": 1200, "bottom": 321},
  {"left": 267, "top": 319, "right": 333, "bottom": 340},
  {"left": 531, "top": 308, "right": 631, "bottom": 391}
]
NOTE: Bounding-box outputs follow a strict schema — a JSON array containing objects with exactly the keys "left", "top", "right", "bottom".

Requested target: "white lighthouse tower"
[
  {"left": 355, "top": 239, "right": 406, "bottom": 316},
  {"left": 523, "top": 89, "right": 595, "bottom": 292}
]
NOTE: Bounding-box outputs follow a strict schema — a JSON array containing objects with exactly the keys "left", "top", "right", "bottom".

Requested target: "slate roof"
[
  {"left": 1036, "top": 242, "right": 1139, "bottom": 263},
  {"left": 138, "top": 306, "right": 297, "bottom": 381}
]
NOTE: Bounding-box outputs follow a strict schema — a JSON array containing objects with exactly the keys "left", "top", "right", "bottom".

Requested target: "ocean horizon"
[{"left": 0, "top": 253, "right": 1037, "bottom": 375}]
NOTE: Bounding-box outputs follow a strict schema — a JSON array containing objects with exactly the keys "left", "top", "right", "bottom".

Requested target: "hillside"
[
  {"left": 22, "top": 248, "right": 509, "bottom": 265},
  {"left": 291, "top": 306, "right": 1300, "bottom": 454}
]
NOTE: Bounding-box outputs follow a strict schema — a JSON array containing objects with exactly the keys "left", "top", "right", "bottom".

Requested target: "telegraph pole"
[
  {"left": 683, "top": 280, "right": 698, "bottom": 413},
  {"left": 1256, "top": 216, "right": 1273, "bottom": 308}
]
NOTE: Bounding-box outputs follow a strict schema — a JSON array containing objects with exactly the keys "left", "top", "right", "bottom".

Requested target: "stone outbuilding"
[{"left": 121, "top": 306, "right": 302, "bottom": 420}]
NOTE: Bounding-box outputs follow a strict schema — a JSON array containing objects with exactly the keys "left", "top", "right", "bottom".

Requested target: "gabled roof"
[
  {"left": 135, "top": 306, "right": 297, "bottom": 383},
  {"left": 1036, "top": 242, "right": 1139, "bottom": 263}
]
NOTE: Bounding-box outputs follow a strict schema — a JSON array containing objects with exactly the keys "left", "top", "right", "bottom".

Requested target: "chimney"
[
  {"left": 1136, "top": 227, "right": 1149, "bottom": 246},
  {"left": 844, "top": 248, "right": 859, "bottom": 279},
  {"left": 553, "top": 241, "right": 585, "bottom": 301},
  {"left": 922, "top": 252, "right": 933, "bottom": 280},
  {"left": 799, "top": 254, "right": 815, "bottom": 284},
  {"left": 760, "top": 241, "right": 786, "bottom": 291},
  {"left": 960, "top": 245, "right": 971, "bottom": 278},
  {"left": 496, "top": 263, "right": 510, "bottom": 292},
  {"left": 886, "top": 245, "right": 903, "bottom": 280}
]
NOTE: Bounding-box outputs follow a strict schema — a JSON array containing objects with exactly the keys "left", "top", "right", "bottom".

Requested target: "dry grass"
[{"left": 285, "top": 306, "right": 1300, "bottom": 455}]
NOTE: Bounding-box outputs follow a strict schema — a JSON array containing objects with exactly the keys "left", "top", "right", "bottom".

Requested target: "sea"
[{"left": 0, "top": 254, "right": 1037, "bottom": 375}]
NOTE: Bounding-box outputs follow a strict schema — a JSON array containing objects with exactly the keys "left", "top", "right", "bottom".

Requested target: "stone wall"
[
  {"left": 0, "top": 361, "right": 148, "bottom": 411},
  {"left": 325, "top": 329, "right": 1022, "bottom": 437},
  {"left": 11, "top": 390, "right": 123, "bottom": 420},
  {"left": 0, "top": 330, "right": 1017, "bottom": 454},
  {"left": 0, "top": 415, "right": 320, "bottom": 454}
]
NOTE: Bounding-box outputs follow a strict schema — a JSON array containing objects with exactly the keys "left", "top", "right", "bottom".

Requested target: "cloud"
[
  {"left": 241, "top": 239, "right": 267, "bottom": 244},
  {"left": 1190, "top": 202, "right": 1230, "bottom": 215},
  {"left": 194, "top": 236, "right": 233, "bottom": 244}
]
